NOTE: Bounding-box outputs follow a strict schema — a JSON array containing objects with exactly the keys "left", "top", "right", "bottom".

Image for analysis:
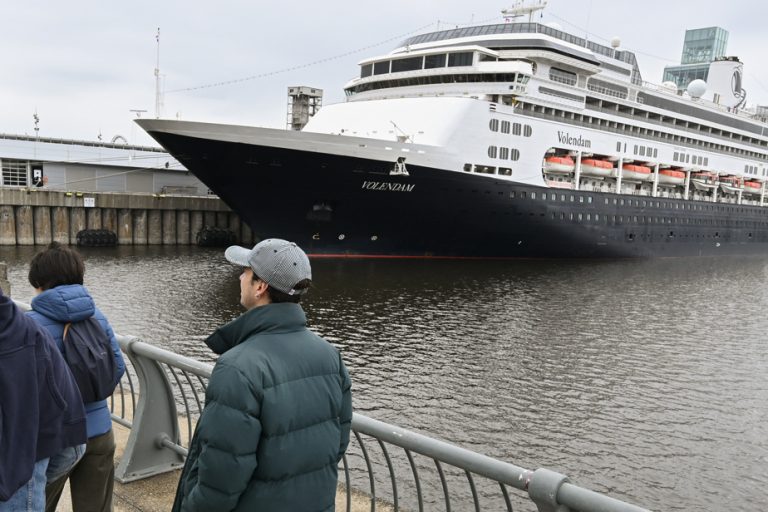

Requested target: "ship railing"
[{"left": 14, "top": 300, "right": 649, "bottom": 512}]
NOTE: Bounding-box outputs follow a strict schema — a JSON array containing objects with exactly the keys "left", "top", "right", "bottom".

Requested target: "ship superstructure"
[{"left": 138, "top": 9, "right": 768, "bottom": 258}]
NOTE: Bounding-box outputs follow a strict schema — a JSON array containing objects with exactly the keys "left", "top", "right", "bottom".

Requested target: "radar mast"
[{"left": 502, "top": 0, "right": 548, "bottom": 23}]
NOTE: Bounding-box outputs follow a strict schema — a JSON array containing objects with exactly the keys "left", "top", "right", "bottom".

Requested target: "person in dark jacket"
[
  {"left": 173, "top": 238, "right": 353, "bottom": 512},
  {"left": 26, "top": 242, "right": 126, "bottom": 512},
  {"left": 0, "top": 288, "right": 87, "bottom": 511}
]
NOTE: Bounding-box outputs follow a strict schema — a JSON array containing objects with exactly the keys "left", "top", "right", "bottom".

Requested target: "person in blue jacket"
[
  {"left": 0, "top": 287, "right": 87, "bottom": 512},
  {"left": 172, "top": 238, "right": 353, "bottom": 512},
  {"left": 26, "top": 242, "right": 126, "bottom": 512}
]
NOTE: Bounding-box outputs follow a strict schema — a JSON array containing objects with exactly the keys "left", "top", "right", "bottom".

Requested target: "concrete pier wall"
[{"left": 0, "top": 189, "right": 249, "bottom": 246}]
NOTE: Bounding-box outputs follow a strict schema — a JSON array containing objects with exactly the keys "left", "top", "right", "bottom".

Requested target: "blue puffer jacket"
[
  {"left": 0, "top": 289, "right": 86, "bottom": 501},
  {"left": 28, "top": 284, "right": 126, "bottom": 439},
  {"left": 172, "top": 303, "right": 353, "bottom": 512}
]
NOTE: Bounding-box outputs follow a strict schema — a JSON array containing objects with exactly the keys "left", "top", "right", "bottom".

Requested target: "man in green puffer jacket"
[{"left": 172, "top": 239, "right": 352, "bottom": 512}]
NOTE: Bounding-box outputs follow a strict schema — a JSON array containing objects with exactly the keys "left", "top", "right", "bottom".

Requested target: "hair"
[
  {"left": 252, "top": 274, "right": 311, "bottom": 304},
  {"left": 28, "top": 242, "right": 85, "bottom": 291}
]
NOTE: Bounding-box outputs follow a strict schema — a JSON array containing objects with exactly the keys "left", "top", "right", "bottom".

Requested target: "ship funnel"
[{"left": 702, "top": 56, "right": 746, "bottom": 109}]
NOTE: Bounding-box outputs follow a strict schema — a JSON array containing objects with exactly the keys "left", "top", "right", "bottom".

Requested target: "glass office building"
[{"left": 663, "top": 27, "right": 729, "bottom": 90}]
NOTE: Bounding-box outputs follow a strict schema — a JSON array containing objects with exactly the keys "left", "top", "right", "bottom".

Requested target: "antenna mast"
[
  {"left": 154, "top": 28, "right": 162, "bottom": 118},
  {"left": 502, "top": 0, "right": 548, "bottom": 23}
]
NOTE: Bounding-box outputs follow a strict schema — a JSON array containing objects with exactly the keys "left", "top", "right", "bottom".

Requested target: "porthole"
[
  {"left": 371, "top": 235, "right": 378, "bottom": 241},
  {"left": 338, "top": 234, "right": 345, "bottom": 240}
]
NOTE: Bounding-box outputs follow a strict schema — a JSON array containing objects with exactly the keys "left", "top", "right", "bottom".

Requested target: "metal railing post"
[
  {"left": 528, "top": 468, "right": 570, "bottom": 512},
  {"left": 115, "top": 337, "right": 185, "bottom": 483}
]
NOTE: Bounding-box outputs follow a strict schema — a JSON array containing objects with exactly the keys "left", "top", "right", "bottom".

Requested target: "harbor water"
[{"left": 2, "top": 246, "right": 767, "bottom": 510}]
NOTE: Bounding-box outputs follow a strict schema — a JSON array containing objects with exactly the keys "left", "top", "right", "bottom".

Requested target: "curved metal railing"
[{"left": 14, "top": 299, "right": 649, "bottom": 512}]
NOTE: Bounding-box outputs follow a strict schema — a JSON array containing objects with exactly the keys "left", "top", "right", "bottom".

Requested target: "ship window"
[
  {"left": 521, "top": 191, "right": 526, "bottom": 198},
  {"left": 513, "top": 123, "right": 522, "bottom": 136},
  {"left": 586, "top": 213, "right": 591, "bottom": 221},
  {"left": 499, "top": 167, "right": 512, "bottom": 176},
  {"left": 489, "top": 119, "right": 499, "bottom": 132},
  {"left": 360, "top": 64, "right": 373, "bottom": 78},
  {"left": 448, "top": 52, "right": 473, "bottom": 67},
  {"left": 551, "top": 193, "right": 556, "bottom": 200},
  {"left": 373, "top": 61, "right": 390, "bottom": 75},
  {"left": 570, "top": 195, "right": 574, "bottom": 202},
  {"left": 639, "top": 146, "right": 646, "bottom": 157},
  {"left": 501, "top": 121, "right": 510, "bottom": 134},
  {"left": 488, "top": 146, "right": 498, "bottom": 158},
  {"left": 587, "top": 196, "right": 593, "bottom": 203},
  {"left": 616, "top": 141, "right": 622, "bottom": 152},
  {"left": 704, "top": 157, "right": 708, "bottom": 166},
  {"left": 569, "top": 213, "right": 574, "bottom": 220},
  {"left": 531, "top": 191, "right": 536, "bottom": 199},
  {"left": 509, "top": 191, "right": 516, "bottom": 198},
  {"left": 654, "top": 148, "right": 658, "bottom": 158},
  {"left": 463, "top": 163, "right": 472, "bottom": 172},
  {"left": 424, "top": 54, "right": 447, "bottom": 69},
  {"left": 578, "top": 213, "right": 583, "bottom": 221},
  {"left": 523, "top": 125, "right": 533, "bottom": 137},
  {"left": 549, "top": 67, "right": 577, "bottom": 86},
  {"left": 391, "top": 56, "right": 423, "bottom": 73},
  {"left": 510, "top": 149, "right": 520, "bottom": 161},
  {"left": 634, "top": 145, "right": 638, "bottom": 155},
  {"left": 500, "top": 147, "right": 509, "bottom": 159},
  {"left": 579, "top": 196, "right": 584, "bottom": 203}
]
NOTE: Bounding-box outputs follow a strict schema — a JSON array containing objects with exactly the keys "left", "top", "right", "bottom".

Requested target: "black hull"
[{"left": 148, "top": 131, "right": 768, "bottom": 258}]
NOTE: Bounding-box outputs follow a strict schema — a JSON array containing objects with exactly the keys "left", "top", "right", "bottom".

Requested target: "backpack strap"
[{"left": 62, "top": 322, "right": 72, "bottom": 339}]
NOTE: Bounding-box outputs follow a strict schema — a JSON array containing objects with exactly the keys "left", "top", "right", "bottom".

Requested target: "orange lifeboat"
[
  {"left": 580, "top": 159, "right": 613, "bottom": 177},
  {"left": 658, "top": 169, "right": 685, "bottom": 186},
  {"left": 544, "top": 156, "right": 575, "bottom": 174},
  {"left": 620, "top": 164, "right": 652, "bottom": 181},
  {"left": 743, "top": 180, "right": 763, "bottom": 195}
]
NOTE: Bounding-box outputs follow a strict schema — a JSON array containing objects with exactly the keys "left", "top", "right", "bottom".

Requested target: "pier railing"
[{"left": 15, "top": 300, "right": 649, "bottom": 512}]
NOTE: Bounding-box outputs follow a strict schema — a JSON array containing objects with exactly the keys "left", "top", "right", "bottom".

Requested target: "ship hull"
[{"left": 143, "top": 127, "right": 768, "bottom": 258}]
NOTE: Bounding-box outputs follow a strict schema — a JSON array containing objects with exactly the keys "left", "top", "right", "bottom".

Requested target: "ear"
[{"left": 254, "top": 279, "right": 269, "bottom": 295}]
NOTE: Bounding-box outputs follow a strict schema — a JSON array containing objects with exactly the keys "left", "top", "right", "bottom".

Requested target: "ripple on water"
[{"left": 3, "top": 249, "right": 768, "bottom": 510}]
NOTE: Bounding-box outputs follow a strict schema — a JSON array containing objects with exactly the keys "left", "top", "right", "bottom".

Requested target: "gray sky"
[{"left": 3, "top": 0, "right": 767, "bottom": 147}]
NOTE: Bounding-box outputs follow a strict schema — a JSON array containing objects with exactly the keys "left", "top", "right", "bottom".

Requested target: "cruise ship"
[{"left": 138, "top": 6, "right": 768, "bottom": 258}]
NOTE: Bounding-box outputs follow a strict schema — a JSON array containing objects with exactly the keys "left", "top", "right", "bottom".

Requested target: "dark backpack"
[{"left": 62, "top": 317, "right": 119, "bottom": 403}]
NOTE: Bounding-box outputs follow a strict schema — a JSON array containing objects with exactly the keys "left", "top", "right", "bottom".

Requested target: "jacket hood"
[
  {"left": 31, "top": 284, "right": 96, "bottom": 323},
  {"left": 205, "top": 302, "right": 307, "bottom": 355}
]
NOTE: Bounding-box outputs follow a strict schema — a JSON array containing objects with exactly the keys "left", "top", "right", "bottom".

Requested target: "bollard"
[{"left": 0, "top": 262, "right": 9, "bottom": 296}]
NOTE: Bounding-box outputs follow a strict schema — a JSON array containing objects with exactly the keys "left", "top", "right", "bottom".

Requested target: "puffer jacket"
[
  {"left": 0, "top": 289, "right": 86, "bottom": 501},
  {"left": 28, "top": 284, "right": 126, "bottom": 439},
  {"left": 173, "top": 302, "right": 353, "bottom": 512}
]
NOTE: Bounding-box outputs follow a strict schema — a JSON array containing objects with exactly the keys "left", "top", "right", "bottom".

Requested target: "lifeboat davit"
[
  {"left": 619, "top": 164, "right": 652, "bottom": 181},
  {"left": 690, "top": 171, "right": 719, "bottom": 191},
  {"left": 580, "top": 158, "right": 613, "bottom": 177},
  {"left": 719, "top": 175, "right": 743, "bottom": 194},
  {"left": 743, "top": 180, "right": 763, "bottom": 195},
  {"left": 658, "top": 169, "right": 685, "bottom": 186},
  {"left": 544, "top": 156, "right": 575, "bottom": 174}
]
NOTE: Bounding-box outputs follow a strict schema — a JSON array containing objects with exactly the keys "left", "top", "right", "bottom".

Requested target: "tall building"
[{"left": 662, "top": 27, "right": 728, "bottom": 90}]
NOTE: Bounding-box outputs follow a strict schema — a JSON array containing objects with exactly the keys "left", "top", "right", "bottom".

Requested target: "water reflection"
[{"left": 2, "top": 247, "right": 767, "bottom": 510}]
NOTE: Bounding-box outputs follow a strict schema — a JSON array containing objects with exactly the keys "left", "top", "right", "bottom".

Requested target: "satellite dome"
[
  {"left": 611, "top": 37, "right": 621, "bottom": 49},
  {"left": 687, "top": 79, "right": 707, "bottom": 99},
  {"left": 544, "top": 22, "right": 563, "bottom": 31}
]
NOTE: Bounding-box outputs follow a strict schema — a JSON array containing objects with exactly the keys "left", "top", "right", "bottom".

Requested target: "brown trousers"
[{"left": 46, "top": 430, "right": 116, "bottom": 512}]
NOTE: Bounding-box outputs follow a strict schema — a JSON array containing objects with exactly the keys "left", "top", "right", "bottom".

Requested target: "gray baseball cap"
[{"left": 225, "top": 238, "right": 312, "bottom": 295}]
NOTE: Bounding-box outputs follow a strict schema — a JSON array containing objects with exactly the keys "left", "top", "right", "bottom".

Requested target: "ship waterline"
[{"left": 138, "top": 16, "right": 768, "bottom": 258}]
